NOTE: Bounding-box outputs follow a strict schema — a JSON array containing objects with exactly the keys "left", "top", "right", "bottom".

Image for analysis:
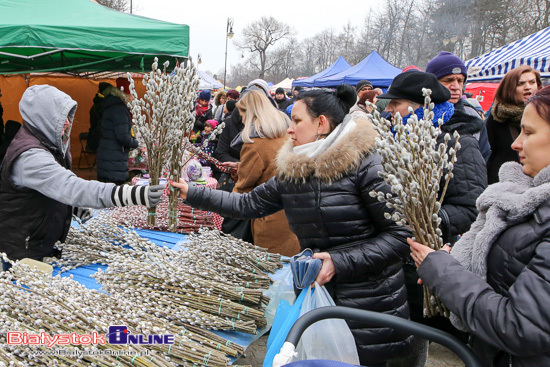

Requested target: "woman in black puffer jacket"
[
  {"left": 96, "top": 82, "right": 138, "bottom": 184},
  {"left": 173, "top": 84, "right": 414, "bottom": 366}
]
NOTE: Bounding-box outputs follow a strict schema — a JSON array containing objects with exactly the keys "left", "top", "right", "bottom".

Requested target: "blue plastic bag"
[{"left": 263, "top": 288, "right": 308, "bottom": 367}]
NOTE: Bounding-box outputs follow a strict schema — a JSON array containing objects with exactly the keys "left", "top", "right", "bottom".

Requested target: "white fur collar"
[{"left": 275, "top": 115, "right": 377, "bottom": 184}]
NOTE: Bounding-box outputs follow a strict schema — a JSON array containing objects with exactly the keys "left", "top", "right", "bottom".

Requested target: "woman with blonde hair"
[{"left": 229, "top": 90, "right": 300, "bottom": 256}]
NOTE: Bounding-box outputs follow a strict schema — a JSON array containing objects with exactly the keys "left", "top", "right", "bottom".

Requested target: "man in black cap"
[
  {"left": 349, "top": 80, "right": 373, "bottom": 116},
  {"left": 380, "top": 71, "right": 487, "bottom": 367},
  {"left": 274, "top": 87, "right": 288, "bottom": 110}
]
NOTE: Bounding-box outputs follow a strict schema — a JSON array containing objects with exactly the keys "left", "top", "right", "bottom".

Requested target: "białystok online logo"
[
  {"left": 107, "top": 326, "right": 174, "bottom": 345},
  {"left": 7, "top": 326, "right": 174, "bottom": 347}
]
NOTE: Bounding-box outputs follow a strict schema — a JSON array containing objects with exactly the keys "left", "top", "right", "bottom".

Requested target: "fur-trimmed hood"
[{"left": 275, "top": 116, "right": 377, "bottom": 183}]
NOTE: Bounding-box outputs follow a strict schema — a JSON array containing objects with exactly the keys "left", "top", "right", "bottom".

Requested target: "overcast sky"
[{"left": 133, "top": 0, "right": 379, "bottom": 78}]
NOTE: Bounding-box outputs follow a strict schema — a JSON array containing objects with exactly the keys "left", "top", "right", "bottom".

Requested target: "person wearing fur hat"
[
  {"left": 426, "top": 51, "right": 491, "bottom": 163},
  {"left": 409, "top": 85, "right": 550, "bottom": 367},
  {"left": 380, "top": 71, "right": 487, "bottom": 367},
  {"left": 172, "top": 84, "right": 414, "bottom": 366},
  {"left": 212, "top": 90, "right": 227, "bottom": 123},
  {"left": 485, "top": 65, "right": 542, "bottom": 184},
  {"left": 97, "top": 80, "right": 139, "bottom": 185},
  {"left": 193, "top": 90, "right": 213, "bottom": 132}
]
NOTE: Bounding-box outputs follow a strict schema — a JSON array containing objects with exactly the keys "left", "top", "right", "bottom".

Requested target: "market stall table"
[{"left": 53, "top": 226, "right": 288, "bottom": 365}]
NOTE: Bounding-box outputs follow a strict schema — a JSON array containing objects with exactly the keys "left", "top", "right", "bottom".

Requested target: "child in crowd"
[{"left": 194, "top": 119, "right": 219, "bottom": 169}]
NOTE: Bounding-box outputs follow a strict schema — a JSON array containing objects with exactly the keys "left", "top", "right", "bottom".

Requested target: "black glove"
[
  {"left": 73, "top": 207, "right": 92, "bottom": 223},
  {"left": 111, "top": 184, "right": 164, "bottom": 208}
]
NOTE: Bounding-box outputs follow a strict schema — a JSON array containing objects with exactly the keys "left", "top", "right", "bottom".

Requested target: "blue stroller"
[{"left": 273, "top": 305, "right": 482, "bottom": 367}]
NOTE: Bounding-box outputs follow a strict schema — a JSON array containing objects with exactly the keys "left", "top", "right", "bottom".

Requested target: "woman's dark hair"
[
  {"left": 527, "top": 85, "right": 550, "bottom": 123},
  {"left": 494, "top": 65, "right": 542, "bottom": 105},
  {"left": 296, "top": 84, "right": 356, "bottom": 130}
]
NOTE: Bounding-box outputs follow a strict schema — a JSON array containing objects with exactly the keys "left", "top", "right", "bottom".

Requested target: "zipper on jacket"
[{"left": 25, "top": 236, "right": 30, "bottom": 249}]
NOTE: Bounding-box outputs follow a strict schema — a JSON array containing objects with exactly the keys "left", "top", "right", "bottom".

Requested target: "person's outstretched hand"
[
  {"left": 111, "top": 184, "right": 164, "bottom": 208},
  {"left": 312, "top": 252, "right": 335, "bottom": 286},
  {"left": 170, "top": 178, "right": 189, "bottom": 200},
  {"left": 146, "top": 185, "right": 164, "bottom": 207}
]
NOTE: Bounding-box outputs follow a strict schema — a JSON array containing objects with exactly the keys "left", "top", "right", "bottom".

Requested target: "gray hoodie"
[{"left": 11, "top": 85, "right": 115, "bottom": 208}]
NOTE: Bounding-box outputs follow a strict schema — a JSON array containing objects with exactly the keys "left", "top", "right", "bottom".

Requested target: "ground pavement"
[{"left": 234, "top": 335, "right": 465, "bottom": 367}]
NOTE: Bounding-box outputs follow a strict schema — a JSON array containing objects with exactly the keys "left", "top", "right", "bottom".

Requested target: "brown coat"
[{"left": 234, "top": 135, "right": 300, "bottom": 256}]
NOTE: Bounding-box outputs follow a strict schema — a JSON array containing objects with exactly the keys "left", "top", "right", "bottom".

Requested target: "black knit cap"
[
  {"left": 275, "top": 87, "right": 285, "bottom": 94},
  {"left": 355, "top": 80, "right": 373, "bottom": 92},
  {"left": 98, "top": 82, "right": 112, "bottom": 93},
  {"left": 378, "top": 71, "right": 450, "bottom": 105},
  {"left": 225, "top": 99, "right": 236, "bottom": 113}
]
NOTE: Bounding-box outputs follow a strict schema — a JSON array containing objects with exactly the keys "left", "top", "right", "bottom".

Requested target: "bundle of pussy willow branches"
[
  {"left": 369, "top": 90, "right": 459, "bottom": 318},
  {"left": 0, "top": 260, "right": 243, "bottom": 366},
  {"left": 52, "top": 214, "right": 279, "bottom": 330},
  {"left": 105, "top": 196, "right": 215, "bottom": 234}
]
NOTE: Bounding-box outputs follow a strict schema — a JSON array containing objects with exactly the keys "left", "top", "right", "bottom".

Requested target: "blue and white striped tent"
[{"left": 465, "top": 27, "right": 550, "bottom": 81}]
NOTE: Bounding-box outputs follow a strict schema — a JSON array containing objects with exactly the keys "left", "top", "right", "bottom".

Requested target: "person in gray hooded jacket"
[
  {"left": 0, "top": 85, "right": 163, "bottom": 264},
  {"left": 410, "top": 85, "right": 550, "bottom": 367}
]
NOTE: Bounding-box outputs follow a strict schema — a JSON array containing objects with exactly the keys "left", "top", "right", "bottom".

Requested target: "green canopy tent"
[{"left": 0, "top": 0, "right": 189, "bottom": 75}]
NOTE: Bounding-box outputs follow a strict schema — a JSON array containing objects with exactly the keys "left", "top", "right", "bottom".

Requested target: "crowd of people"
[{"left": 0, "top": 49, "right": 549, "bottom": 366}]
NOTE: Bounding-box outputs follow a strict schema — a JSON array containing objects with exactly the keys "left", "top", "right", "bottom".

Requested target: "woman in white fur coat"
[{"left": 409, "top": 85, "right": 550, "bottom": 367}]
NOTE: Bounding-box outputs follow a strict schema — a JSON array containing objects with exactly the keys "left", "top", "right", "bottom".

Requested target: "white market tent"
[
  {"left": 465, "top": 27, "right": 550, "bottom": 81},
  {"left": 197, "top": 70, "right": 223, "bottom": 90},
  {"left": 270, "top": 78, "right": 294, "bottom": 92}
]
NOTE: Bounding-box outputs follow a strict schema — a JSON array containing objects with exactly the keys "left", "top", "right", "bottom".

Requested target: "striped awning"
[{"left": 465, "top": 27, "right": 550, "bottom": 81}]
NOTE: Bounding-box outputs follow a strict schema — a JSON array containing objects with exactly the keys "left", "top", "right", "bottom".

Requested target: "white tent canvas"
[
  {"left": 270, "top": 78, "right": 294, "bottom": 92},
  {"left": 197, "top": 70, "right": 223, "bottom": 90},
  {"left": 466, "top": 27, "right": 550, "bottom": 81}
]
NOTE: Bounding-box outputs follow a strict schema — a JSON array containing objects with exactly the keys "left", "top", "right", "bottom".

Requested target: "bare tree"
[
  {"left": 236, "top": 16, "right": 292, "bottom": 79},
  {"left": 227, "top": 1, "right": 549, "bottom": 82},
  {"left": 228, "top": 61, "right": 257, "bottom": 87},
  {"left": 267, "top": 37, "right": 300, "bottom": 82},
  {"left": 296, "top": 38, "right": 318, "bottom": 77}
]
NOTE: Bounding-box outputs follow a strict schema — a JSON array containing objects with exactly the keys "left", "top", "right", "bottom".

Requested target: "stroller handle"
[{"left": 285, "top": 305, "right": 483, "bottom": 367}]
